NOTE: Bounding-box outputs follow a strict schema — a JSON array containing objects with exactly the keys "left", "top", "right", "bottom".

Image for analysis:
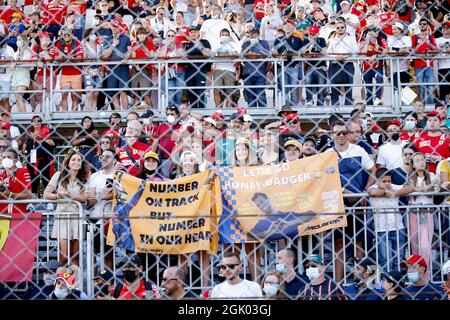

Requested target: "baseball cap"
[
  {"left": 444, "top": 21, "right": 450, "bottom": 28},
  {"left": 393, "top": 22, "right": 404, "bottom": 31},
  {"left": 124, "top": 254, "right": 143, "bottom": 267},
  {"left": 93, "top": 269, "right": 114, "bottom": 283},
  {"left": 381, "top": 271, "right": 405, "bottom": 287},
  {"left": 211, "top": 111, "right": 224, "bottom": 120},
  {"left": 296, "top": 4, "right": 305, "bottom": 10},
  {"left": 111, "top": 18, "right": 122, "bottom": 27},
  {"left": 55, "top": 272, "right": 76, "bottom": 289},
  {"left": 305, "top": 254, "right": 323, "bottom": 265},
  {"left": 236, "top": 108, "right": 247, "bottom": 115},
  {"left": 189, "top": 24, "right": 201, "bottom": 31},
  {"left": 230, "top": 112, "right": 243, "bottom": 121},
  {"left": 235, "top": 137, "right": 250, "bottom": 146},
  {"left": 144, "top": 151, "right": 159, "bottom": 163},
  {"left": 298, "top": 20, "right": 311, "bottom": 30},
  {"left": 387, "top": 119, "right": 402, "bottom": 128},
  {"left": 284, "top": 113, "right": 301, "bottom": 123},
  {"left": 304, "top": 135, "right": 317, "bottom": 146},
  {"left": 167, "top": 105, "right": 179, "bottom": 113},
  {"left": 141, "top": 110, "right": 154, "bottom": 118},
  {"left": 284, "top": 139, "right": 303, "bottom": 152},
  {"left": 38, "top": 31, "right": 51, "bottom": 40},
  {"left": 340, "top": 0, "right": 350, "bottom": 5},
  {"left": 11, "top": 12, "right": 22, "bottom": 19},
  {"left": 203, "top": 116, "right": 217, "bottom": 127},
  {"left": 354, "top": 258, "right": 375, "bottom": 270},
  {"left": 242, "top": 114, "right": 253, "bottom": 122},
  {"left": 309, "top": 25, "right": 320, "bottom": 35},
  {"left": 427, "top": 110, "right": 440, "bottom": 118},
  {"left": 401, "top": 254, "right": 428, "bottom": 270}
]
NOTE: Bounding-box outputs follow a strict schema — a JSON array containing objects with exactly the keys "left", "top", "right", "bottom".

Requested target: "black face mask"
[
  {"left": 145, "top": 169, "right": 156, "bottom": 176},
  {"left": 390, "top": 133, "right": 400, "bottom": 141},
  {"left": 95, "top": 284, "right": 110, "bottom": 297},
  {"left": 124, "top": 270, "right": 138, "bottom": 282}
]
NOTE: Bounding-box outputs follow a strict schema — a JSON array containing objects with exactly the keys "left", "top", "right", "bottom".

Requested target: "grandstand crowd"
[{"left": 0, "top": 0, "right": 450, "bottom": 301}]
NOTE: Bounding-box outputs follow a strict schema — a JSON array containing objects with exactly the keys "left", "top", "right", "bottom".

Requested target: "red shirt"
[
  {"left": 53, "top": 40, "right": 84, "bottom": 75},
  {"left": 278, "top": 0, "right": 291, "bottom": 12},
  {"left": 0, "top": 8, "right": 24, "bottom": 25},
  {"left": 69, "top": 0, "right": 87, "bottom": 15},
  {"left": 33, "top": 45, "right": 55, "bottom": 77},
  {"left": 254, "top": 0, "right": 269, "bottom": 19},
  {"left": 42, "top": 3, "right": 67, "bottom": 25},
  {"left": 132, "top": 39, "right": 155, "bottom": 70},
  {"left": 351, "top": 3, "right": 368, "bottom": 17},
  {"left": 30, "top": 125, "right": 51, "bottom": 143},
  {"left": 413, "top": 132, "right": 450, "bottom": 173},
  {"left": 0, "top": 168, "right": 31, "bottom": 215},
  {"left": 411, "top": 34, "right": 436, "bottom": 69},
  {"left": 361, "top": 37, "right": 387, "bottom": 71},
  {"left": 389, "top": 0, "right": 414, "bottom": 22},
  {"left": 377, "top": 12, "right": 397, "bottom": 36},
  {"left": 154, "top": 123, "right": 181, "bottom": 159},
  {"left": 174, "top": 25, "right": 190, "bottom": 44},
  {"left": 116, "top": 140, "right": 151, "bottom": 176},
  {"left": 400, "top": 131, "right": 414, "bottom": 141},
  {"left": 116, "top": 279, "right": 159, "bottom": 300}
]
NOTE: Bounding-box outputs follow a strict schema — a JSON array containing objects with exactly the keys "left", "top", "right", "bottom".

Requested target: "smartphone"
[{"left": 106, "top": 178, "right": 113, "bottom": 189}]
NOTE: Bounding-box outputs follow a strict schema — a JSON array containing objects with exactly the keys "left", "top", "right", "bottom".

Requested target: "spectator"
[
  {"left": 275, "top": 248, "right": 308, "bottom": 299},
  {"left": 435, "top": 102, "right": 449, "bottom": 129},
  {"left": 0, "top": 0, "right": 24, "bottom": 26},
  {"left": 211, "top": 28, "right": 239, "bottom": 108},
  {"left": 297, "top": 254, "right": 348, "bottom": 300},
  {"left": 412, "top": 111, "right": 450, "bottom": 173},
  {"left": 161, "top": 267, "right": 196, "bottom": 299},
  {"left": 102, "top": 112, "right": 122, "bottom": 148},
  {"left": 360, "top": 25, "right": 388, "bottom": 106},
  {"left": 261, "top": 270, "right": 286, "bottom": 299},
  {"left": 391, "top": 145, "right": 415, "bottom": 205},
  {"left": 116, "top": 119, "right": 151, "bottom": 176},
  {"left": 82, "top": 28, "right": 103, "bottom": 111},
  {"left": 362, "top": 112, "right": 385, "bottom": 151},
  {"left": 201, "top": 5, "right": 237, "bottom": 50},
  {"left": 241, "top": 28, "right": 271, "bottom": 108},
  {"left": 101, "top": 18, "right": 132, "bottom": 110},
  {"left": 136, "top": 151, "right": 165, "bottom": 181},
  {"left": 387, "top": 22, "right": 412, "bottom": 93},
  {"left": 24, "top": 115, "right": 55, "bottom": 195},
  {"left": 43, "top": 149, "right": 88, "bottom": 265},
  {"left": 347, "top": 120, "right": 374, "bottom": 156},
  {"left": 113, "top": 254, "right": 159, "bottom": 299},
  {"left": 327, "top": 18, "right": 359, "bottom": 106},
  {"left": 185, "top": 24, "right": 212, "bottom": 109},
  {"left": 0, "top": 35, "right": 15, "bottom": 113},
  {"left": 175, "top": 150, "right": 199, "bottom": 178},
  {"left": 381, "top": 270, "right": 408, "bottom": 300},
  {"left": 141, "top": 110, "right": 158, "bottom": 146},
  {"left": 368, "top": 168, "right": 414, "bottom": 271},
  {"left": 302, "top": 135, "right": 317, "bottom": 157},
  {"left": 260, "top": 3, "right": 284, "bottom": 47},
  {"left": 340, "top": 0, "right": 360, "bottom": 36},
  {"left": 401, "top": 111, "right": 419, "bottom": 141},
  {"left": 258, "top": 128, "right": 280, "bottom": 164},
  {"left": 302, "top": 25, "right": 327, "bottom": 107},
  {"left": 50, "top": 272, "right": 87, "bottom": 300},
  {"left": 411, "top": 18, "right": 437, "bottom": 104},
  {"left": 7, "top": 12, "right": 25, "bottom": 49},
  {"left": 376, "top": 119, "right": 406, "bottom": 170},
  {"left": 92, "top": 269, "right": 114, "bottom": 300},
  {"left": 436, "top": 21, "right": 450, "bottom": 102},
  {"left": 414, "top": 100, "right": 427, "bottom": 129},
  {"left": 150, "top": 6, "right": 174, "bottom": 40},
  {"left": 22, "top": 260, "right": 61, "bottom": 300},
  {"left": 210, "top": 252, "right": 263, "bottom": 299},
  {"left": 442, "top": 260, "right": 450, "bottom": 300},
  {"left": 253, "top": 0, "right": 270, "bottom": 28},
  {"left": 345, "top": 258, "right": 383, "bottom": 300},
  {"left": 71, "top": 116, "right": 100, "bottom": 172},
  {"left": 157, "top": 28, "right": 186, "bottom": 106},
  {"left": 402, "top": 254, "right": 445, "bottom": 300},
  {"left": 283, "top": 139, "right": 303, "bottom": 162},
  {"left": 42, "top": 0, "right": 68, "bottom": 40},
  {"left": 11, "top": 34, "right": 33, "bottom": 113}
]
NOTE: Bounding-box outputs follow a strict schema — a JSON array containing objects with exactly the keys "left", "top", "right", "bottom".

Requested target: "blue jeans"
[
  {"left": 415, "top": 66, "right": 435, "bottom": 104},
  {"left": 283, "top": 65, "right": 299, "bottom": 105},
  {"left": 244, "top": 74, "right": 267, "bottom": 108},
  {"left": 377, "top": 230, "right": 406, "bottom": 272},
  {"left": 162, "top": 71, "right": 185, "bottom": 106},
  {"left": 305, "top": 68, "right": 327, "bottom": 106},
  {"left": 329, "top": 62, "right": 354, "bottom": 106},
  {"left": 363, "top": 68, "right": 383, "bottom": 106}
]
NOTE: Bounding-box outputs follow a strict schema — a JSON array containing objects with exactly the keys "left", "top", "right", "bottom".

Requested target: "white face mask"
[
  {"left": 263, "top": 283, "right": 278, "bottom": 296},
  {"left": 250, "top": 38, "right": 258, "bottom": 44},
  {"left": 138, "top": 34, "right": 147, "bottom": 41},
  {"left": 220, "top": 36, "right": 229, "bottom": 44},
  {"left": 361, "top": 119, "right": 368, "bottom": 129},
  {"left": 142, "top": 118, "right": 150, "bottom": 125},
  {"left": 17, "top": 40, "right": 22, "bottom": 47},
  {"left": 404, "top": 120, "right": 416, "bottom": 130},
  {"left": 167, "top": 115, "right": 175, "bottom": 124},
  {"left": 306, "top": 267, "right": 321, "bottom": 281},
  {"left": 2, "top": 158, "right": 14, "bottom": 170},
  {"left": 89, "top": 34, "right": 97, "bottom": 41},
  {"left": 93, "top": 19, "right": 100, "bottom": 26}
]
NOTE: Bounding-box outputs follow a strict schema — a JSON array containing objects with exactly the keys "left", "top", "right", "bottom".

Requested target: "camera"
[{"left": 158, "top": 30, "right": 164, "bottom": 39}]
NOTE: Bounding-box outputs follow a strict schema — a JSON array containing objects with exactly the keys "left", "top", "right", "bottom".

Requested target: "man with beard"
[
  {"left": 345, "top": 258, "right": 384, "bottom": 300},
  {"left": 302, "top": 136, "right": 317, "bottom": 157},
  {"left": 161, "top": 267, "right": 195, "bottom": 299},
  {"left": 210, "top": 252, "right": 262, "bottom": 298}
]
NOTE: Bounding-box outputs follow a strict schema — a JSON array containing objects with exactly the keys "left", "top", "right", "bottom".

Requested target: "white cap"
[
  {"left": 203, "top": 117, "right": 216, "bottom": 127},
  {"left": 443, "top": 260, "right": 450, "bottom": 275},
  {"left": 393, "top": 22, "right": 404, "bottom": 31},
  {"left": 243, "top": 114, "right": 253, "bottom": 122},
  {"left": 340, "top": 0, "right": 350, "bottom": 6}
]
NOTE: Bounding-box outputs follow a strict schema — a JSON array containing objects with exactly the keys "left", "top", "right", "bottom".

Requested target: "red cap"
[
  {"left": 111, "top": 18, "right": 122, "bottom": 27},
  {"left": 284, "top": 113, "right": 301, "bottom": 122},
  {"left": 402, "top": 254, "right": 428, "bottom": 270},
  {"left": 427, "top": 110, "right": 440, "bottom": 118},
  {"left": 387, "top": 119, "right": 402, "bottom": 128},
  {"left": 309, "top": 25, "right": 320, "bottom": 35},
  {"left": 0, "top": 122, "right": 10, "bottom": 130},
  {"left": 443, "top": 21, "right": 450, "bottom": 28},
  {"left": 38, "top": 31, "right": 50, "bottom": 39},
  {"left": 211, "top": 111, "right": 224, "bottom": 120},
  {"left": 285, "top": 19, "right": 297, "bottom": 26},
  {"left": 55, "top": 272, "right": 76, "bottom": 288},
  {"left": 236, "top": 108, "right": 247, "bottom": 115}
]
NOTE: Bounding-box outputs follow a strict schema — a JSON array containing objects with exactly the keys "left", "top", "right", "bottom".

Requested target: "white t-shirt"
[
  {"left": 387, "top": 35, "right": 412, "bottom": 72},
  {"left": 150, "top": 17, "right": 174, "bottom": 39},
  {"left": 368, "top": 184, "right": 405, "bottom": 232},
  {"left": 376, "top": 141, "right": 406, "bottom": 170},
  {"left": 210, "top": 279, "right": 263, "bottom": 299},
  {"left": 327, "top": 33, "right": 359, "bottom": 55},
  {"left": 260, "top": 14, "right": 283, "bottom": 44},
  {"left": 435, "top": 37, "right": 450, "bottom": 70},
  {"left": 410, "top": 173, "right": 436, "bottom": 205},
  {"left": 87, "top": 170, "right": 114, "bottom": 219},
  {"left": 212, "top": 42, "right": 238, "bottom": 72},
  {"left": 9, "top": 125, "right": 20, "bottom": 150},
  {"left": 200, "top": 18, "right": 239, "bottom": 51},
  {"left": 332, "top": 143, "right": 375, "bottom": 170},
  {"left": 0, "top": 45, "right": 15, "bottom": 81}
]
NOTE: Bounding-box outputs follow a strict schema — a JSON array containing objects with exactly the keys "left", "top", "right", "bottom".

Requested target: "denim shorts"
[{"left": 83, "top": 74, "right": 103, "bottom": 88}]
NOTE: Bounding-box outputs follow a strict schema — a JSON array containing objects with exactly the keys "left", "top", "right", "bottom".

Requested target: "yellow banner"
[
  {"left": 216, "top": 152, "right": 346, "bottom": 243},
  {"left": 106, "top": 171, "right": 220, "bottom": 254}
]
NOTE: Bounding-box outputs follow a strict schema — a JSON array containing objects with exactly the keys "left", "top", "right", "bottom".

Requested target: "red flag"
[{"left": 0, "top": 212, "right": 42, "bottom": 282}]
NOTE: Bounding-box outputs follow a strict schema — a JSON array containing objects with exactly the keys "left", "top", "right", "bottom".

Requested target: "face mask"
[
  {"left": 124, "top": 270, "right": 138, "bottom": 282},
  {"left": 138, "top": 35, "right": 147, "bottom": 41},
  {"left": 142, "top": 118, "right": 150, "bottom": 125},
  {"left": 89, "top": 34, "right": 97, "bottom": 41},
  {"left": 93, "top": 19, "right": 100, "bottom": 26},
  {"left": 306, "top": 267, "right": 321, "bottom": 281},
  {"left": 2, "top": 158, "right": 14, "bottom": 170},
  {"left": 167, "top": 115, "right": 175, "bottom": 124},
  {"left": 145, "top": 169, "right": 156, "bottom": 175},
  {"left": 277, "top": 33, "right": 285, "bottom": 38},
  {"left": 407, "top": 272, "right": 420, "bottom": 283},
  {"left": 54, "top": 288, "right": 70, "bottom": 299},
  {"left": 275, "top": 263, "right": 287, "bottom": 274},
  {"left": 263, "top": 284, "right": 278, "bottom": 296},
  {"left": 95, "top": 283, "right": 110, "bottom": 297},
  {"left": 361, "top": 119, "right": 368, "bottom": 129},
  {"left": 390, "top": 132, "right": 400, "bottom": 141},
  {"left": 43, "top": 274, "right": 56, "bottom": 286},
  {"left": 404, "top": 120, "right": 416, "bottom": 130},
  {"left": 220, "top": 36, "right": 229, "bottom": 44},
  {"left": 250, "top": 38, "right": 258, "bottom": 44},
  {"left": 17, "top": 40, "right": 22, "bottom": 47}
]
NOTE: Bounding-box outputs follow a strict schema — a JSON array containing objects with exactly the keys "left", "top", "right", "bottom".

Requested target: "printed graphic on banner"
[
  {"left": 216, "top": 152, "right": 346, "bottom": 243},
  {"left": 0, "top": 212, "right": 43, "bottom": 282},
  {"left": 106, "top": 171, "right": 219, "bottom": 254}
]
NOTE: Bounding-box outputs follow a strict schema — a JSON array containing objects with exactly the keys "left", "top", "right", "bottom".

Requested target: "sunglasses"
[
  {"left": 32, "top": 119, "right": 42, "bottom": 123},
  {"left": 167, "top": 34, "right": 175, "bottom": 37},
  {"left": 336, "top": 26, "right": 345, "bottom": 30},
  {"left": 403, "top": 152, "right": 414, "bottom": 156},
  {"left": 99, "top": 155, "right": 113, "bottom": 159},
  {"left": 63, "top": 34, "right": 72, "bottom": 37},
  {"left": 162, "top": 277, "right": 178, "bottom": 282},
  {"left": 419, "top": 23, "right": 428, "bottom": 26},
  {"left": 288, "top": 120, "right": 299, "bottom": 124},
  {"left": 334, "top": 131, "right": 348, "bottom": 136},
  {"left": 101, "top": 140, "right": 111, "bottom": 144},
  {"left": 218, "top": 264, "right": 239, "bottom": 270}
]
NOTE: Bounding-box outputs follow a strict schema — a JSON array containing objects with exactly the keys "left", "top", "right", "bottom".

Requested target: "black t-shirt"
[
  {"left": 403, "top": 283, "right": 445, "bottom": 300},
  {"left": 185, "top": 39, "right": 212, "bottom": 73},
  {"left": 301, "top": 37, "right": 327, "bottom": 68},
  {"left": 284, "top": 273, "right": 309, "bottom": 299},
  {"left": 298, "top": 279, "right": 348, "bottom": 300}
]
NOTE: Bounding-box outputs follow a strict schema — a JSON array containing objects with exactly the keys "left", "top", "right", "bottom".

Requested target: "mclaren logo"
[{"left": 303, "top": 216, "right": 345, "bottom": 232}]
